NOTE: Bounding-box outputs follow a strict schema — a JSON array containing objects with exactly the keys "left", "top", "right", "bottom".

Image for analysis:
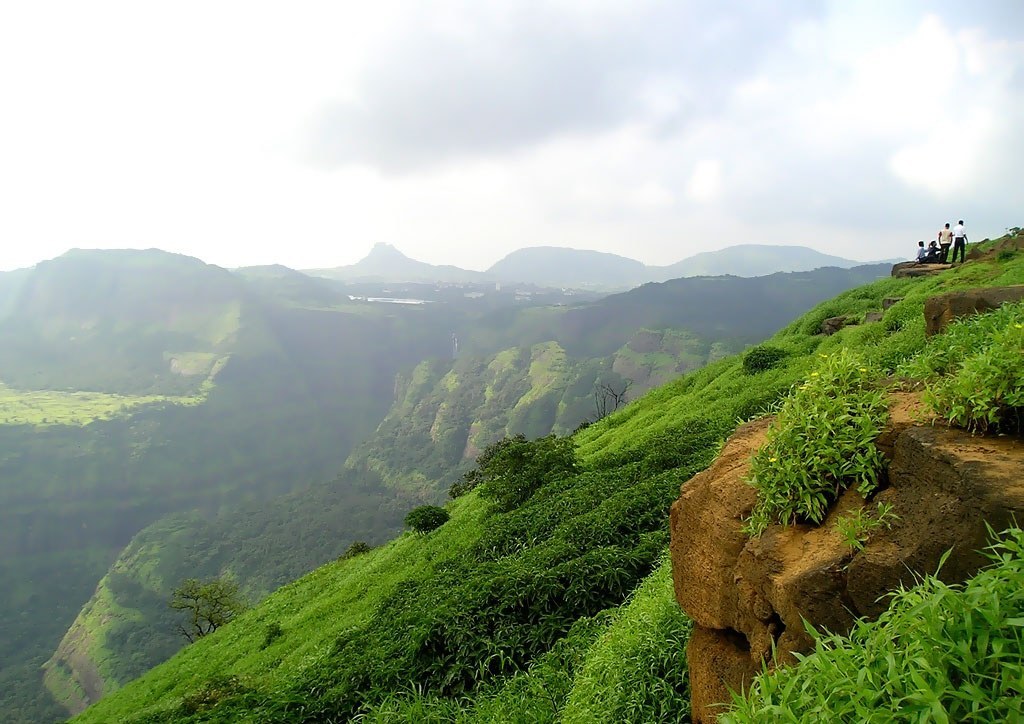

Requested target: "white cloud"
[
  {"left": 686, "top": 161, "right": 723, "bottom": 204},
  {"left": 0, "top": 1, "right": 1021, "bottom": 272},
  {"left": 889, "top": 110, "right": 997, "bottom": 196}
]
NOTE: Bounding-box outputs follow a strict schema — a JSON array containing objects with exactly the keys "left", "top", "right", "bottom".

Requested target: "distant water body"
[{"left": 348, "top": 295, "right": 431, "bottom": 305}]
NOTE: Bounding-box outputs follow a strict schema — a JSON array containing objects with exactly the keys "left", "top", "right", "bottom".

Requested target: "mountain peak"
[{"left": 363, "top": 242, "right": 410, "bottom": 262}]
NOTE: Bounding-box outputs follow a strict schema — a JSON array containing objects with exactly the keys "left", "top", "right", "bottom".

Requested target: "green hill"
[
  {"left": 0, "top": 250, "right": 482, "bottom": 722},
  {"left": 486, "top": 246, "right": 649, "bottom": 289},
  {"left": 307, "top": 242, "right": 488, "bottom": 284},
  {"left": 650, "top": 243, "right": 873, "bottom": 280},
  {"left": 0, "top": 249, "right": 249, "bottom": 395},
  {"left": 74, "top": 233, "right": 1024, "bottom": 722},
  {"left": 41, "top": 262, "right": 889, "bottom": 718}
]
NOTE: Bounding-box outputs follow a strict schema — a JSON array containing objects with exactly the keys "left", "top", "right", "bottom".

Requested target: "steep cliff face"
[{"left": 670, "top": 395, "right": 1024, "bottom": 722}]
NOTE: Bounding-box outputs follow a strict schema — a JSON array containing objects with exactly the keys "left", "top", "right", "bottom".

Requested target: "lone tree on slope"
[{"left": 170, "top": 577, "right": 247, "bottom": 643}]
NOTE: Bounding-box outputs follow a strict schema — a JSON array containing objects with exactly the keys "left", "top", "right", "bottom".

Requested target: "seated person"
[
  {"left": 916, "top": 241, "right": 928, "bottom": 262},
  {"left": 923, "top": 240, "right": 942, "bottom": 263}
]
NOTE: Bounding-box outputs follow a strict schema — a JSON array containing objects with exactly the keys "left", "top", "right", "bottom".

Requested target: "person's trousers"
[
  {"left": 939, "top": 243, "right": 951, "bottom": 263},
  {"left": 952, "top": 238, "right": 966, "bottom": 263}
]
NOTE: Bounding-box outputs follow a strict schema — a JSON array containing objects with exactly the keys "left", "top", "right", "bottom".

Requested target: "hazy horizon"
[
  {"left": 2, "top": 1, "right": 1021, "bottom": 272},
  {"left": 1, "top": 239, "right": 899, "bottom": 275}
]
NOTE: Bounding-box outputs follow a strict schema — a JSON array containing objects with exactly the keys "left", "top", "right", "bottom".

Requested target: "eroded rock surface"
[
  {"left": 923, "top": 285, "right": 1024, "bottom": 336},
  {"left": 891, "top": 261, "right": 952, "bottom": 278},
  {"left": 670, "top": 395, "right": 1024, "bottom": 722}
]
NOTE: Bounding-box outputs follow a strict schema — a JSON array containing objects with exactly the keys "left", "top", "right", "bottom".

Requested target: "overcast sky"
[{"left": 1, "top": 1, "right": 1022, "bottom": 272}]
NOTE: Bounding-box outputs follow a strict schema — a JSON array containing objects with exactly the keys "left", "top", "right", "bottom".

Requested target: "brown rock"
[
  {"left": 923, "top": 285, "right": 1024, "bottom": 336},
  {"left": 882, "top": 297, "right": 903, "bottom": 310},
  {"left": 864, "top": 311, "right": 883, "bottom": 323},
  {"left": 847, "top": 424, "right": 1024, "bottom": 616},
  {"left": 687, "top": 626, "right": 755, "bottom": 724},
  {"left": 670, "top": 417, "right": 769, "bottom": 631},
  {"left": 891, "top": 261, "right": 953, "bottom": 278},
  {"left": 819, "top": 315, "right": 853, "bottom": 335},
  {"left": 671, "top": 393, "right": 1024, "bottom": 722}
]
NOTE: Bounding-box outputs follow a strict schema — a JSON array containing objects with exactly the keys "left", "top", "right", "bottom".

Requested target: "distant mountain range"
[{"left": 306, "top": 242, "right": 894, "bottom": 290}]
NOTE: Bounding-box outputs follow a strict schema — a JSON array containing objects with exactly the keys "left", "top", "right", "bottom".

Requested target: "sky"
[{"left": 1, "top": 0, "right": 1022, "bottom": 272}]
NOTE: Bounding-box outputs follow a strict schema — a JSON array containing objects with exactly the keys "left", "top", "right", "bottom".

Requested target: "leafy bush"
[
  {"left": 261, "top": 621, "right": 284, "bottom": 649},
  {"left": 404, "top": 506, "right": 450, "bottom": 534},
  {"left": 474, "top": 434, "right": 578, "bottom": 511},
  {"left": 743, "top": 345, "right": 789, "bottom": 374},
  {"left": 904, "top": 302, "right": 1024, "bottom": 433},
  {"left": 339, "top": 540, "right": 372, "bottom": 559},
  {"left": 449, "top": 434, "right": 528, "bottom": 499},
  {"left": 723, "top": 527, "right": 1024, "bottom": 722},
  {"left": 745, "top": 351, "right": 889, "bottom": 536}
]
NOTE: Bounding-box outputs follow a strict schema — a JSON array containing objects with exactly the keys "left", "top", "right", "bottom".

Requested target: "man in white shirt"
[{"left": 952, "top": 220, "right": 968, "bottom": 263}]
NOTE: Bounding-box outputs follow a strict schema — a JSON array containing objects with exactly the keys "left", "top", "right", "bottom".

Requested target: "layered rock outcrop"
[
  {"left": 670, "top": 395, "right": 1024, "bottom": 722},
  {"left": 891, "top": 261, "right": 952, "bottom": 277},
  {"left": 923, "top": 285, "right": 1024, "bottom": 336}
]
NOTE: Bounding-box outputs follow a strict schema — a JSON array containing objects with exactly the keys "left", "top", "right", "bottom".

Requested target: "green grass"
[
  {"left": 0, "top": 356, "right": 222, "bottom": 427},
  {"left": 561, "top": 557, "right": 692, "bottom": 723},
  {"left": 902, "top": 300, "right": 1024, "bottom": 432},
  {"left": 0, "top": 382, "right": 182, "bottom": 427},
  {"left": 76, "top": 494, "right": 490, "bottom": 722}
]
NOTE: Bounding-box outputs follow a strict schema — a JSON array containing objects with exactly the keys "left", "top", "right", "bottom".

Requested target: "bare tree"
[
  {"left": 593, "top": 379, "right": 633, "bottom": 421},
  {"left": 170, "top": 577, "right": 247, "bottom": 643}
]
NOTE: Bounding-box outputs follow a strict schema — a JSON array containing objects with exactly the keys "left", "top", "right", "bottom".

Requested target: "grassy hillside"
[
  {"left": 0, "top": 250, "right": 480, "bottom": 722},
  {"left": 352, "top": 264, "right": 892, "bottom": 496},
  {"left": 76, "top": 233, "right": 1024, "bottom": 722},
  {"left": 350, "top": 330, "right": 723, "bottom": 497},
  {"left": 50, "top": 262, "right": 854, "bottom": 716}
]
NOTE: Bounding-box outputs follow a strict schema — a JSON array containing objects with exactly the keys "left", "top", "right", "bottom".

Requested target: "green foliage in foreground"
[
  {"left": 904, "top": 301, "right": 1024, "bottom": 433},
  {"left": 745, "top": 350, "right": 889, "bottom": 536},
  {"left": 723, "top": 527, "right": 1024, "bottom": 723}
]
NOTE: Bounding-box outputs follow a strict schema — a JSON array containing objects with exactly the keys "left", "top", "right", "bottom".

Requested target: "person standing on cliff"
[
  {"left": 937, "top": 223, "right": 953, "bottom": 263},
  {"left": 952, "top": 220, "right": 968, "bottom": 263}
]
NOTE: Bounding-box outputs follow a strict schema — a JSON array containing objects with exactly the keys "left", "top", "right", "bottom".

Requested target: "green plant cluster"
[
  {"left": 745, "top": 350, "right": 889, "bottom": 536},
  {"left": 742, "top": 344, "right": 789, "bottom": 374},
  {"left": 723, "top": 527, "right": 1024, "bottom": 723},
  {"left": 474, "top": 434, "right": 578, "bottom": 511},
  {"left": 903, "top": 301, "right": 1024, "bottom": 432},
  {"left": 403, "top": 505, "right": 450, "bottom": 534}
]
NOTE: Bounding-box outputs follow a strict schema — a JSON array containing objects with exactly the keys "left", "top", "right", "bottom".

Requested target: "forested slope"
[
  {"left": 76, "top": 233, "right": 1024, "bottom": 722},
  {"left": 0, "top": 250, "right": 456, "bottom": 722},
  {"left": 49, "top": 261, "right": 892, "bottom": 718}
]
